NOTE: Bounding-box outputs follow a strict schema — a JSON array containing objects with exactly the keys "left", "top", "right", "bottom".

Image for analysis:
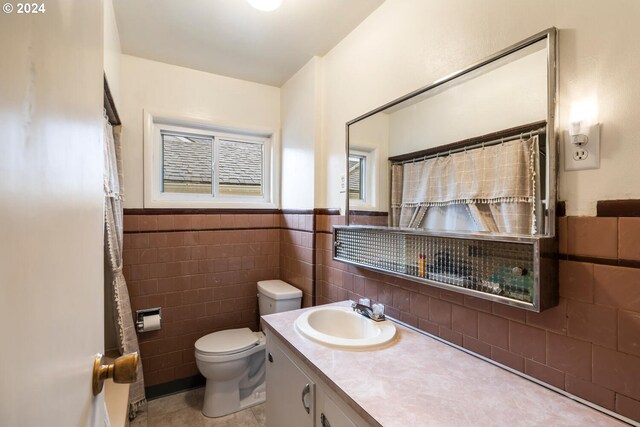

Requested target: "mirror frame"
[{"left": 345, "top": 27, "right": 557, "bottom": 238}]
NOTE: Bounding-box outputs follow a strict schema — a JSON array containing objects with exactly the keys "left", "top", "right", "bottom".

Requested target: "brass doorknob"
[{"left": 92, "top": 352, "right": 139, "bottom": 396}]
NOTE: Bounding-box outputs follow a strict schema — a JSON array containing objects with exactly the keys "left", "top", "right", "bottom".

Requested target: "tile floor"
[{"left": 134, "top": 387, "right": 266, "bottom": 427}]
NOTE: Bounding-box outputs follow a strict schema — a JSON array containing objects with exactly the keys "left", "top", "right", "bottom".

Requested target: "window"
[
  {"left": 145, "top": 112, "right": 277, "bottom": 208},
  {"left": 162, "top": 133, "right": 213, "bottom": 194},
  {"left": 217, "top": 139, "right": 263, "bottom": 196}
]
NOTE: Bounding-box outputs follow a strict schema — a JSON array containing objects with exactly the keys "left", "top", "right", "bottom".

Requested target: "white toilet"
[{"left": 195, "top": 279, "right": 303, "bottom": 418}]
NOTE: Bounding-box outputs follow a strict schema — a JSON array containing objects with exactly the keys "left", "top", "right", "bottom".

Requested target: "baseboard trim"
[{"left": 145, "top": 374, "right": 206, "bottom": 400}]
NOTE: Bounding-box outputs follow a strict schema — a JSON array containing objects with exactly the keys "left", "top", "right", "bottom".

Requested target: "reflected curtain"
[
  {"left": 391, "top": 136, "right": 539, "bottom": 235},
  {"left": 104, "top": 116, "right": 146, "bottom": 418}
]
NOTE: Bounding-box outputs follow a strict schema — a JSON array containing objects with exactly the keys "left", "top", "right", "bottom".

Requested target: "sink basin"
[{"left": 294, "top": 306, "right": 396, "bottom": 349}]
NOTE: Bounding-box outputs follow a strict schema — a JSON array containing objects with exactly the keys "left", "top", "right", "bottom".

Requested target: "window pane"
[
  {"left": 162, "top": 133, "right": 212, "bottom": 194},
  {"left": 349, "top": 156, "right": 364, "bottom": 200},
  {"left": 218, "top": 139, "right": 263, "bottom": 196}
]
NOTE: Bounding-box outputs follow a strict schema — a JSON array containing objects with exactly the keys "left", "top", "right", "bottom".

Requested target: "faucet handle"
[
  {"left": 372, "top": 303, "right": 385, "bottom": 317},
  {"left": 358, "top": 297, "right": 371, "bottom": 307}
]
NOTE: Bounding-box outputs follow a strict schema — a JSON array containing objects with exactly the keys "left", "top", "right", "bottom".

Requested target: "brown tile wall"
[
  {"left": 347, "top": 212, "right": 389, "bottom": 226},
  {"left": 316, "top": 214, "right": 640, "bottom": 423},
  {"left": 123, "top": 213, "right": 280, "bottom": 387},
  {"left": 123, "top": 209, "right": 640, "bottom": 422},
  {"left": 279, "top": 213, "right": 315, "bottom": 308}
]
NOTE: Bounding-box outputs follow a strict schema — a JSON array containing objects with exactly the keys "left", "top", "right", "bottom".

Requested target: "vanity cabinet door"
[
  {"left": 266, "top": 339, "right": 315, "bottom": 427},
  {"left": 319, "top": 392, "right": 358, "bottom": 427}
]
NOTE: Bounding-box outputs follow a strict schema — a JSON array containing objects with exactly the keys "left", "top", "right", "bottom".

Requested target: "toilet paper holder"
[{"left": 135, "top": 307, "right": 162, "bottom": 333}]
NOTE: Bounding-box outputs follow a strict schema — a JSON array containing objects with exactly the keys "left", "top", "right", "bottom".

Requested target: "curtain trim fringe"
[
  {"left": 128, "top": 398, "right": 147, "bottom": 421},
  {"left": 104, "top": 202, "right": 126, "bottom": 354},
  {"left": 392, "top": 196, "right": 534, "bottom": 208},
  {"left": 529, "top": 135, "right": 538, "bottom": 234},
  {"left": 105, "top": 191, "right": 123, "bottom": 200}
]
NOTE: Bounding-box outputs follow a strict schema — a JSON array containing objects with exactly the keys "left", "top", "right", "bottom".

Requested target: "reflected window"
[{"left": 349, "top": 154, "right": 365, "bottom": 201}]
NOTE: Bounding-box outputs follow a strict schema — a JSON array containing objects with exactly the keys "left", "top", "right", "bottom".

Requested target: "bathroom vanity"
[
  {"left": 265, "top": 330, "right": 368, "bottom": 427},
  {"left": 262, "top": 302, "right": 628, "bottom": 427}
]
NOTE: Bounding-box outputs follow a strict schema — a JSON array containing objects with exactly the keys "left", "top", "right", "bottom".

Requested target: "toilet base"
[
  {"left": 202, "top": 378, "right": 266, "bottom": 418},
  {"left": 240, "top": 381, "right": 266, "bottom": 412}
]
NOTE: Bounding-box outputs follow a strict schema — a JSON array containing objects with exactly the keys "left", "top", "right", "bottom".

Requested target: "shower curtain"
[
  {"left": 104, "top": 116, "right": 146, "bottom": 419},
  {"left": 391, "top": 136, "right": 540, "bottom": 235}
]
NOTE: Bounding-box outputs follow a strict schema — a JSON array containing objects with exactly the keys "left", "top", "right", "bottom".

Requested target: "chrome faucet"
[{"left": 351, "top": 301, "right": 386, "bottom": 322}]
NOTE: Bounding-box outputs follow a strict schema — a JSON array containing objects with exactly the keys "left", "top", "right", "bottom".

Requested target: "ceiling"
[{"left": 113, "top": 0, "right": 385, "bottom": 87}]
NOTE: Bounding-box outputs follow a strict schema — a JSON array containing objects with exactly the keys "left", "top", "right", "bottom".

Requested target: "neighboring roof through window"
[{"left": 162, "top": 134, "right": 262, "bottom": 187}]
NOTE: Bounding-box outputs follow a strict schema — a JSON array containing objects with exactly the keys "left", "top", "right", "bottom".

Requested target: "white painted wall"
[
  {"left": 104, "top": 0, "right": 122, "bottom": 108},
  {"left": 281, "top": 57, "right": 322, "bottom": 209},
  {"left": 318, "top": 0, "right": 640, "bottom": 216},
  {"left": 120, "top": 55, "right": 281, "bottom": 208}
]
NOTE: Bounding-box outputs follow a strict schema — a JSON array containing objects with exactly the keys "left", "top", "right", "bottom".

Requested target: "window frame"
[{"left": 144, "top": 110, "right": 279, "bottom": 209}]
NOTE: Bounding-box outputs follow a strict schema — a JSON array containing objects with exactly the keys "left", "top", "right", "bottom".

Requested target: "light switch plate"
[
  {"left": 564, "top": 123, "right": 600, "bottom": 171},
  {"left": 339, "top": 173, "right": 346, "bottom": 193}
]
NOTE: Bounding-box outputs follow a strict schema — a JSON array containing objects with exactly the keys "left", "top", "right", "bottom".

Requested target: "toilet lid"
[{"left": 195, "top": 328, "right": 259, "bottom": 355}]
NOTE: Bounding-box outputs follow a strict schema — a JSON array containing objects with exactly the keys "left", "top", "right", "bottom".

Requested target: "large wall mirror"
[{"left": 346, "top": 28, "right": 557, "bottom": 238}]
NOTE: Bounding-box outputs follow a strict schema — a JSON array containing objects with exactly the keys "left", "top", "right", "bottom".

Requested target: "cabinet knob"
[{"left": 268, "top": 352, "right": 273, "bottom": 363}]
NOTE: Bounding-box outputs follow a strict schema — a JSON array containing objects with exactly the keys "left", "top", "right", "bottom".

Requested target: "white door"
[{"left": 0, "top": 2, "right": 106, "bottom": 427}]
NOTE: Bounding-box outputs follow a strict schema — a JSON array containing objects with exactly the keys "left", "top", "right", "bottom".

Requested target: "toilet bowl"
[
  {"left": 195, "top": 279, "right": 302, "bottom": 418},
  {"left": 195, "top": 328, "right": 266, "bottom": 418}
]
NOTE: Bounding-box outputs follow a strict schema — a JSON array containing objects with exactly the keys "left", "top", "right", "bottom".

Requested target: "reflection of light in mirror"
[{"left": 570, "top": 97, "right": 598, "bottom": 126}]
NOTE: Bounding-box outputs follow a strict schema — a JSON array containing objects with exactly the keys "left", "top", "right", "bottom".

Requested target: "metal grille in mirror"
[{"left": 335, "top": 227, "right": 541, "bottom": 308}]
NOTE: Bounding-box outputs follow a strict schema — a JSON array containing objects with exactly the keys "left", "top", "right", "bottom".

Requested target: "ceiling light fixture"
[{"left": 247, "top": 0, "right": 282, "bottom": 12}]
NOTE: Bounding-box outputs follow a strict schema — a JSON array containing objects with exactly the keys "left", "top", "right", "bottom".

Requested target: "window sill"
[
  {"left": 143, "top": 198, "right": 278, "bottom": 210},
  {"left": 349, "top": 202, "right": 376, "bottom": 210}
]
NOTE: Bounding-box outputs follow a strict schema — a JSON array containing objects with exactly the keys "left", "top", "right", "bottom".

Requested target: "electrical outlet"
[
  {"left": 573, "top": 147, "right": 588, "bottom": 161},
  {"left": 564, "top": 123, "right": 601, "bottom": 171}
]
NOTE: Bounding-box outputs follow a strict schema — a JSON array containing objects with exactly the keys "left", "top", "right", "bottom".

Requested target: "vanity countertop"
[{"left": 262, "top": 301, "right": 628, "bottom": 427}]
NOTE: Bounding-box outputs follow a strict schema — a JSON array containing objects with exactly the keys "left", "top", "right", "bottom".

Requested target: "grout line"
[
  {"left": 562, "top": 254, "right": 640, "bottom": 270},
  {"left": 312, "top": 213, "right": 317, "bottom": 307},
  {"left": 124, "top": 226, "right": 315, "bottom": 234}
]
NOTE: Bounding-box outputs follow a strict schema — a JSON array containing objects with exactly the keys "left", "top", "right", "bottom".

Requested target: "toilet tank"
[{"left": 258, "top": 280, "right": 302, "bottom": 316}]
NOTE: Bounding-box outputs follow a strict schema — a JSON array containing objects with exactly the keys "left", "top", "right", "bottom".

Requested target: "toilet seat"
[{"left": 195, "top": 328, "right": 261, "bottom": 356}]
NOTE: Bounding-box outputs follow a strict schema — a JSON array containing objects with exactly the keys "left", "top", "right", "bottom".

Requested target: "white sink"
[{"left": 294, "top": 306, "right": 396, "bottom": 350}]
